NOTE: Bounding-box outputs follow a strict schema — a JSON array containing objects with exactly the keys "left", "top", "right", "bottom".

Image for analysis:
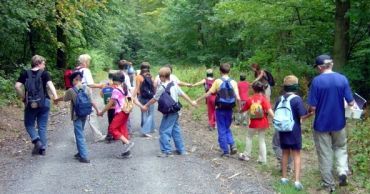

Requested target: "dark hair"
[
  {"left": 219, "top": 63, "right": 231, "bottom": 74},
  {"left": 240, "top": 73, "right": 246, "bottom": 81},
  {"left": 140, "top": 68, "right": 150, "bottom": 75},
  {"left": 251, "top": 63, "right": 261, "bottom": 71},
  {"left": 69, "top": 71, "right": 83, "bottom": 85},
  {"left": 140, "top": 62, "right": 151, "bottom": 70},
  {"left": 118, "top": 60, "right": 130, "bottom": 70},
  {"left": 112, "top": 72, "right": 125, "bottom": 83},
  {"left": 252, "top": 81, "right": 265, "bottom": 93},
  {"left": 108, "top": 73, "right": 114, "bottom": 80}
]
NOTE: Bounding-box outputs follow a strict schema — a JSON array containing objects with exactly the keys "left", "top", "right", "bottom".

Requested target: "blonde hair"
[
  {"left": 78, "top": 54, "right": 91, "bottom": 66},
  {"left": 31, "top": 55, "right": 46, "bottom": 68},
  {"left": 283, "top": 75, "right": 299, "bottom": 86},
  {"left": 158, "top": 67, "right": 171, "bottom": 79}
]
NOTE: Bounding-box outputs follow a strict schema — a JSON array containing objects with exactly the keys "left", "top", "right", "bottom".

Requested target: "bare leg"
[
  {"left": 282, "top": 149, "right": 290, "bottom": 179},
  {"left": 292, "top": 150, "right": 301, "bottom": 182},
  {"left": 119, "top": 135, "right": 130, "bottom": 144}
]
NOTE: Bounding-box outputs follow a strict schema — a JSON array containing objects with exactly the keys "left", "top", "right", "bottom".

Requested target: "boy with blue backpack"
[
  {"left": 100, "top": 72, "right": 115, "bottom": 142},
  {"left": 196, "top": 63, "right": 240, "bottom": 157},
  {"left": 142, "top": 67, "right": 197, "bottom": 157},
  {"left": 273, "top": 75, "right": 310, "bottom": 190},
  {"left": 55, "top": 71, "right": 99, "bottom": 163}
]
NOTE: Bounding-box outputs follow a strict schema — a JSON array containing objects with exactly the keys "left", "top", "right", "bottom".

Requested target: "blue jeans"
[
  {"left": 216, "top": 109, "right": 235, "bottom": 154},
  {"left": 139, "top": 97, "right": 155, "bottom": 134},
  {"left": 73, "top": 118, "right": 88, "bottom": 159},
  {"left": 24, "top": 99, "right": 50, "bottom": 149},
  {"left": 158, "top": 112, "right": 185, "bottom": 154}
]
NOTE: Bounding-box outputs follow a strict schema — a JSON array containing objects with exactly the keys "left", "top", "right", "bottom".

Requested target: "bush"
[
  {"left": 348, "top": 118, "right": 370, "bottom": 191},
  {"left": 0, "top": 71, "right": 18, "bottom": 106}
]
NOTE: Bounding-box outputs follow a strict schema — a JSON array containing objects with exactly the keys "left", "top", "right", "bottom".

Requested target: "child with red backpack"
[
  {"left": 98, "top": 73, "right": 134, "bottom": 158},
  {"left": 196, "top": 63, "right": 241, "bottom": 157},
  {"left": 235, "top": 73, "right": 250, "bottom": 126},
  {"left": 192, "top": 69, "right": 216, "bottom": 131},
  {"left": 238, "top": 81, "right": 274, "bottom": 163}
]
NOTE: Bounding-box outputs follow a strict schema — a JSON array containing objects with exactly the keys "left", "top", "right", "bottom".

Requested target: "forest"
[
  {"left": 1, "top": 0, "right": 369, "bottom": 99},
  {"left": 0, "top": 0, "right": 370, "bottom": 192}
]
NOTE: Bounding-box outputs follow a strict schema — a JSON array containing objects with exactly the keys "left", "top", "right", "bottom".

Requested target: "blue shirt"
[
  {"left": 308, "top": 72, "right": 353, "bottom": 132},
  {"left": 274, "top": 94, "right": 307, "bottom": 146}
]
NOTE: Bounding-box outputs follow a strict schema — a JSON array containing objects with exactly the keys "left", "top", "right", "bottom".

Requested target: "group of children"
[
  {"left": 193, "top": 63, "right": 311, "bottom": 190},
  {"left": 58, "top": 59, "right": 309, "bottom": 190}
]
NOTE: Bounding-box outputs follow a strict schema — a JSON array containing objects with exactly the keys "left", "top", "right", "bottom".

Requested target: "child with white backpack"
[{"left": 273, "top": 75, "right": 311, "bottom": 190}]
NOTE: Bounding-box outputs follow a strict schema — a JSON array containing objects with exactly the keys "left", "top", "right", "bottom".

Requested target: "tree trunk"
[
  {"left": 333, "top": 0, "right": 350, "bottom": 70},
  {"left": 56, "top": 2, "right": 67, "bottom": 69},
  {"left": 28, "top": 22, "right": 36, "bottom": 56}
]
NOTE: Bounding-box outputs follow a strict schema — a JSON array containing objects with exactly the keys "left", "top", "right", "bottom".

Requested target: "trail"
[{"left": 0, "top": 89, "right": 273, "bottom": 194}]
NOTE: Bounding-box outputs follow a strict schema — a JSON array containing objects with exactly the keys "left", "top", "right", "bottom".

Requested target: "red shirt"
[
  {"left": 238, "top": 81, "right": 250, "bottom": 101},
  {"left": 242, "top": 93, "right": 271, "bottom": 129}
]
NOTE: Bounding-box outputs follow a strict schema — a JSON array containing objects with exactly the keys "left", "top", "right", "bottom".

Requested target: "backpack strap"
[{"left": 115, "top": 88, "right": 127, "bottom": 107}]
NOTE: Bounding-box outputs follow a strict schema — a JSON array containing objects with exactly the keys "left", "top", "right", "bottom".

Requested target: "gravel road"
[{"left": 0, "top": 90, "right": 273, "bottom": 194}]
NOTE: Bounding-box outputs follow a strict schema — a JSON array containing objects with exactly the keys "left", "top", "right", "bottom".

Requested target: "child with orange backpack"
[
  {"left": 239, "top": 81, "right": 274, "bottom": 163},
  {"left": 192, "top": 69, "right": 216, "bottom": 131}
]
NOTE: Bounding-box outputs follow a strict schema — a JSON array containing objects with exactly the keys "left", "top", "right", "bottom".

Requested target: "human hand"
[
  {"left": 141, "top": 105, "right": 148, "bottom": 112},
  {"left": 97, "top": 111, "right": 103, "bottom": 117},
  {"left": 191, "top": 101, "right": 197, "bottom": 107}
]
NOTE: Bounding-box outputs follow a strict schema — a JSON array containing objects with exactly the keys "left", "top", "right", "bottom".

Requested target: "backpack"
[
  {"left": 73, "top": 86, "right": 93, "bottom": 117},
  {"left": 204, "top": 79, "right": 214, "bottom": 92},
  {"left": 140, "top": 74, "right": 155, "bottom": 99},
  {"left": 25, "top": 70, "right": 45, "bottom": 109},
  {"left": 157, "top": 82, "right": 182, "bottom": 114},
  {"left": 264, "top": 70, "right": 275, "bottom": 87},
  {"left": 115, "top": 88, "right": 133, "bottom": 113},
  {"left": 215, "top": 78, "right": 236, "bottom": 109},
  {"left": 249, "top": 99, "right": 264, "bottom": 119},
  {"left": 273, "top": 94, "right": 297, "bottom": 132},
  {"left": 102, "top": 85, "right": 114, "bottom": 105},
  {"left": 63, "top": 69, "right": 73, "bottom": 89}
]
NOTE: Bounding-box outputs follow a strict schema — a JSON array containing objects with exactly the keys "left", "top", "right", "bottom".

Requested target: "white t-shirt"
[
  {"left": 154, "top": 81, "right": 184, "bottom": 103},
  {"left": 79, "top": 68, "right": 94, "bottom": 86}
]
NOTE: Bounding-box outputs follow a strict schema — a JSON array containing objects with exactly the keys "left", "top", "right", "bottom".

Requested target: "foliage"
[{"left": 348, "top": 119, "right": 370, "bottom": 190}]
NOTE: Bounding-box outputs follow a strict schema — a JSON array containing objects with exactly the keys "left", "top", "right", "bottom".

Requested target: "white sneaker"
[
  {"left": 238, "top": 153, "right": 250, "bottom": 161},
  {"left": 122, "top": 142, "right": 135, "bottom": 154}
]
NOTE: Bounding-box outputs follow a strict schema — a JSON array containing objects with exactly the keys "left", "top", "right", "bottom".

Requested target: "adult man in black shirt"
[{"left": 15, "top": 55, "right": 58, "bottom": 155}]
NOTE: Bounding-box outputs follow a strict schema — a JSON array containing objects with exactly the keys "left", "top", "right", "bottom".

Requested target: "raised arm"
[{"left": 192, "top": 79, "right": 206, "bottom": 87}]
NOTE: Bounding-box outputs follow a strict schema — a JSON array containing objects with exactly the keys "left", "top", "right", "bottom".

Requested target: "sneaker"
[
  {"left": 221, "top": 153, "right": 230, "bottom": 158},
  {"left": 280, "top": 178, "right": 289, "bottom": 184},
  {"left": 122, "top": 142, "right": 135, "bottom": 154},
  {"left": 230, "top": 145, "right": 237, "bottom": 155},
  {"left": 238, "top": 153, "right": 250, "bottom": 161},
  {"left": 142, "top": 134, "right": 152, "bottom": 138},
  {"left": 318, "top": 183, "right": 335, "bottom": 193},
  {"left": 39, "top": 149, "right": 46, "bottom": 156},
  {"left": 339, "top": 174, "right": 348, "bottom": 186},
  {"left": 174, "top": 150, "right": 188, "bottom": 155},
  {"left": 157, "top": 152, "right": 173, "bottom": 158},
  {"left": 79, "top": 157, "right": 90, "bottom": 163},
  {"left": 32, "top": 140, "right": 43, "bottom": 155},
  {"left": 208, "top": 126, "right": 213, "bottom": 131},
  {"left": 116, "top": 151, "right": 132, "bottom": 159},
  {"left": 74, "top": 153, "right": 81, "bottom": 159},
  {"left": 294, "top": 181, "right": 304, "bottom": 190}
]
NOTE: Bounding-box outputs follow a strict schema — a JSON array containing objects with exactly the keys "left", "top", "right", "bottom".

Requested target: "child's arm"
[
  {"left": 178, "top": 81, "right": 192, "bottom": 87},
  {"left": 192, "top": 79, "right": 205, "bottom": 87},
  {"left": 267, "top": 108, "right": 274, "bottom": 118},
  {"left": 180, "top": 93, "right": 197, "bottom": 107},
  {"left": 98, "top": 99, "right": 115, "bottom": 116},
  {"left": 91, "top": 101, "right": 99, "bottom": 113}
]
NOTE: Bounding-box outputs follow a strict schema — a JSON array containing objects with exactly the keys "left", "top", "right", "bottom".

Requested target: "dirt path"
[{"left": 0, "top": 91, "right": 273, "bottom": 194}]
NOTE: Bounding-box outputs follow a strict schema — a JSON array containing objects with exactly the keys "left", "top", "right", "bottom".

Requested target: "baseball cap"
[{"left": 314, "top": 54, "right": 333, "bottom": 67}]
